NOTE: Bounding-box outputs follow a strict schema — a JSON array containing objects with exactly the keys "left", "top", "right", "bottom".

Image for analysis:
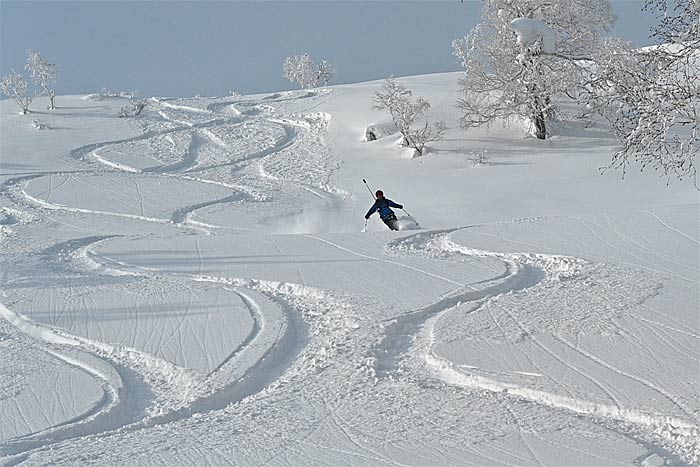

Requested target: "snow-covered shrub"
[
  {"left": 470, "top": 150, "right": 489, "bottom": 166},
  {"left": 102, "top": 88, "right": 120, "bottom": 98},
  {"left": 453, "top": 0, "right": 614, "bottom": 139},
  {"left": 32, "top": 118, "right": 50, "bottom": 130},
  {"left": 82, "top": 88, "right": 121, "bottom": 101},
  {"left": 372, "top": 76, "right": 446, "bottom": 157},
  {"left": 283, "top": 54, "right": 335, "bottom": 89},
  {"left": 119, "top": 97, "right": 148, "bottom": 118},
  {"left": 25, "top": 50, "right": 58, "bottom": 110},
  {"left": 1, "top": 71, "right": 32, "bottom": 114}
]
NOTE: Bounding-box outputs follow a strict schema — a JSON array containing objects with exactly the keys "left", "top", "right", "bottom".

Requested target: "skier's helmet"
[{"left": 375, "top": 190, "right": 384, "bottom": 198}]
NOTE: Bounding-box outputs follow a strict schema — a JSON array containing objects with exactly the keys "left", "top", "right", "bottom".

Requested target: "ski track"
[
  {"left": 0, "top": 302, "right": 152, "bottom": 461},
  {"left": 392, "top": 230, "right": 700, "bottom": 463},
  {"left": 0, "top": 235, "right": 299, "bottom": 461},
  {"left": 640, "top": 209, "right": 700, "bottom": 246},
  {"left": 372, "top": 228, "right": 699, "bottom": 463},
  {"left": 1, "top": 90, "right": 697, "bottom": 465},
  {"left": 0, "top": 91, "right": 353, "bottom": 461}
]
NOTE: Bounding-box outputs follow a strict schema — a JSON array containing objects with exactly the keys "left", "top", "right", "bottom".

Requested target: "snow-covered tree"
[
  {"left": 579, "top": 0, "right": 698, "bottom": 182},
  {"left": 372, "top": 76, "right": 447, "bottom": 157},
  {"left": 283, "top": 54, "right": 315, "bottom": 89},
  {"left": 316, "top": 60, "right": 335, "bottom": 87},
  {"left": 283, "top": 54, "right": 334, "bottom": 89},
  {"left": 25, "top": 50, "right": 58, "bottom": 110},
  {"left": 453, "top": 0, "right": 615, "bottom": 139},
  {"left": 1, "top": 71, "right": 32, "bottom": 115}
]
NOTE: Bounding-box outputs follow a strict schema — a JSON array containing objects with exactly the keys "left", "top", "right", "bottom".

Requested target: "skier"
[{"left": 365, "top": 190, "right": 403, "bottom": 231}]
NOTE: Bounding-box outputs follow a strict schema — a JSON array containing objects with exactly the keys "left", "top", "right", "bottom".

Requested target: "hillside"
[{"left": 0, "top": 73, "right": 698, "bottom": 466}]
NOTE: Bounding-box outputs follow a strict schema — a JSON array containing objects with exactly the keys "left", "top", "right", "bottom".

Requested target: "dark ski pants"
[{"left": 382, "top": 214, "right": 399, "bottom": 231}]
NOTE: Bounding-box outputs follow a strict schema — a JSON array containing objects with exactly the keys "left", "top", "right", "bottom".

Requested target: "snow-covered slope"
[{"left": 0, "top": 73, "right": 697, "bottom": 466}]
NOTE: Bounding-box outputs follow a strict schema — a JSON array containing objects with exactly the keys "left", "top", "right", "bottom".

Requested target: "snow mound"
[
  {"left": 363, "top": 120, "right": 398, "bottom": 142},
  {"left": 510, "top": 17, "right": 556, "bottom": 52}
]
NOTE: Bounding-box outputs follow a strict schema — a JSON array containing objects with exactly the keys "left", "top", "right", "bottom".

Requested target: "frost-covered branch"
[
  {"left": 579, "top": 0, "right": 699, "bottom": 183},
  {"left": 372, "top": 76, "right": 447, "bottom": 157}
]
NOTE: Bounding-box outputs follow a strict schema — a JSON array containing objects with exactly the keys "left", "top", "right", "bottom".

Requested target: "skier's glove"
[
  {"left": 364, "top": 214, "right": 370, "bottom": 219},
  {"left": 397, "top": 205, "right": 403, "bottom": 209}
]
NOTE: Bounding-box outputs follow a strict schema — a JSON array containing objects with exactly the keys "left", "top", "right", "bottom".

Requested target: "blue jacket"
[{"left": 366, "top": 198, "right": 402, "bottom": 219}]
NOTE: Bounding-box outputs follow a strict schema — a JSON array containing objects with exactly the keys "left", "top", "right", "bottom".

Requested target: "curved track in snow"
[
  {"left": 382, "top": 226, "right": 699, "bottom": 463},
  {"left": 1, "top": 88, "right": 697, "bottom": 466},
  {"left": 0, "top": 90, "right": 355, "bottom": 462}
]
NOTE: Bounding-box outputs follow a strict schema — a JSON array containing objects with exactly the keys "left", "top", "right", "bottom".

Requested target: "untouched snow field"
[{"left": 1, "top": 73, "right": 698, "bottom": 466}]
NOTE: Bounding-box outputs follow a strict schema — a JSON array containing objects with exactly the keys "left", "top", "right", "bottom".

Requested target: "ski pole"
[
  {"left": 362, "top": 179, "right": 375, "bottom": 233},
  {"left": 362, "top": 179, "right": 376, "bottom": 200},
  {"left": 402, "top": 208, "right": 419, "bottom": 227}
]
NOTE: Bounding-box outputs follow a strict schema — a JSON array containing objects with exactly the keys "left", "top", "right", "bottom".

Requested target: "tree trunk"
[
  {"left": 402, "top": 132, "right": 421, "bottom": 155},
  {"left": 534, "top": 111, "right": 546, "bottom": 140},
  {"left": 41, "top": 84, "right": 56, "bottom": 110}
]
